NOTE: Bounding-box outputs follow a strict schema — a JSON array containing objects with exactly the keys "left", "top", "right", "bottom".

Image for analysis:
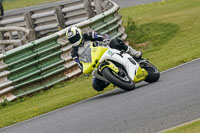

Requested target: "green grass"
[
  {"left": 120, "top": 0, "right": 200, "bottom": 71},
  {"left": 2, "top": 0, "right": 60, "bottom": 10},
  {"left": 0, "top": 0, "right": 200, "bottom": 130},
  {"left": 162, "top": 119, "right": 200, "bottom": 133}
]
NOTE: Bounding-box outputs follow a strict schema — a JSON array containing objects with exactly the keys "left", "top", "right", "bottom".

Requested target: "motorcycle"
[{"left": 79, "top": 42, "right": 160, "bottom": 91}]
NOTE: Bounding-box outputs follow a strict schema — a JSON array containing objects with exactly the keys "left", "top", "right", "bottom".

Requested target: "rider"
[{"left": 66, "top": 25, "right": 142, "bottom": 91}]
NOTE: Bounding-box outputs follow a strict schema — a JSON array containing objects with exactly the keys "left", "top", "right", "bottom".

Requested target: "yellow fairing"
[
  {"left": 100, "top": 60, "right": 119, "bottom": 73},
  {"left": 81, "top": 44, "right": 108, "bottom": 74},
  {"left": 134, "top": 67, "right": 148, "bottom": 83}
]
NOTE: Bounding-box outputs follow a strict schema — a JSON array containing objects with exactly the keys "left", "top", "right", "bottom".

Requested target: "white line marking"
[{"left": 161, "top": 58, "right": 200, "bottom": 73}]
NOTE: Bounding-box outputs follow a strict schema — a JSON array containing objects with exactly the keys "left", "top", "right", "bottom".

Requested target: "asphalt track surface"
[
  {"left": 1, "top": 58, "right": 200, "bottom": 133},
  {"left": 112, "top": 0, "right": 161, "bottom": 8}
]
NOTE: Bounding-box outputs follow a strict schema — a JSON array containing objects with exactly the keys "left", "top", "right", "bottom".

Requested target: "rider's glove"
[
  {"left": 103, "top": 34, "right": 110, "bottom": 40},
  {"left": 103, "top": 39, "right": 110, "bottom": 46},
  {"left": 101, "top": 34, "right": 110, "bottom": 46}
]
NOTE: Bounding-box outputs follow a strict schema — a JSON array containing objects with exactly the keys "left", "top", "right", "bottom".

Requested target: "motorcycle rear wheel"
[{"left": 101, "top": 67, "right": 135, "bottom": 91}]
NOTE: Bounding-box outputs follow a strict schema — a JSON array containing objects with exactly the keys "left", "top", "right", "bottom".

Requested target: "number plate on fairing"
[{"left": 107, "top": 50, "right": 114, "bottom": 56}]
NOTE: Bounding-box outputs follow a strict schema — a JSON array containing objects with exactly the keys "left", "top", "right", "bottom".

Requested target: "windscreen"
[{"left": 79, "top": 44, "right": 92, "bottom": 63}]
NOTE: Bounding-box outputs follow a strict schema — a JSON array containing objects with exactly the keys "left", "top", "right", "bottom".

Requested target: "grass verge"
[
  {"left": 120, "top": 0, "right": 200, "bottom": 71},
  {"left": 0, "top": 0, "right": 200, "bottom": 130},
  {"left": 2, "top": 0, "right": 60, "bottom": 10},
  {"left": 162, "top": 119, "right": 200, "bottom": 133}
]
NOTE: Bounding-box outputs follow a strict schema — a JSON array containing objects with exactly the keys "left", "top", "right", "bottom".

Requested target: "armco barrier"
[
  {"left": 0, "top": 0, "right": 107, "bottom": 53},
  {"left": 0, "top": 27, "right": 35, "bottom": 53},
  {"left": 0, "top": 0, "right": 126, "bottom": 103},
  {"left": 0, "top": 0, "right": 105, "bottom": 39}
]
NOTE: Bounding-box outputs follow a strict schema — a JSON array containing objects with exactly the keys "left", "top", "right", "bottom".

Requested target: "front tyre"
[
  {"left": 101, "top": 67, "right": 135, "bottom": 91},
  {"left": 139, "top": 60, "right": 160, "bottom": 83}
]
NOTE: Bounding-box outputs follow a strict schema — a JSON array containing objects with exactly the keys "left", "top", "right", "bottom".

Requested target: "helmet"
[{"left": 66, "top": 26, "right": 83, "bottom": 47}]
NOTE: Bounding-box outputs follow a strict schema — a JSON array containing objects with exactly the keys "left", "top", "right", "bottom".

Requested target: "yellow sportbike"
[{"left": 80, "top": 43, "right": 160, "bottom": 91}]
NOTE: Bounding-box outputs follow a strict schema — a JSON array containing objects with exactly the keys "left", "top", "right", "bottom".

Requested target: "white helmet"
[{"left": 66, "top": 26, "right": 83, "bottom": 47}]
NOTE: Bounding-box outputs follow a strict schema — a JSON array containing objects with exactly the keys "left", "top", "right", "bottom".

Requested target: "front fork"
[
  {"left": 133, "top": 67, "right": 148, "bottom": 83},
  {"left": 133, "top": 58, "right": 149, "bottom": 83}
]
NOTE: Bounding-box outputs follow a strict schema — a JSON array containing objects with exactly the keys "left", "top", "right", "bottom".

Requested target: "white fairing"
[{"left": 97, "top": 48, "right": 140, "bottom": 80}]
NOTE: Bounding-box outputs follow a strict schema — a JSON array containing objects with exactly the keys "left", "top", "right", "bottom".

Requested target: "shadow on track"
[{"left": 94, "top": 82, "right": 151, "bottom": 100}]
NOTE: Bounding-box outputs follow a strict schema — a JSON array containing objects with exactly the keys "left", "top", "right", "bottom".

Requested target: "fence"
[{"left": 0, "top": 0, "right": 127, "bottom": 103}]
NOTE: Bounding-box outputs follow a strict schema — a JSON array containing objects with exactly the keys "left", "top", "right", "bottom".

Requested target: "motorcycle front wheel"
[
  {"left": 101, "top": 67, "right": 135, "bottom": 91},
  {"left": 139, "top": 60, "right": 160, "bottom": 83}
]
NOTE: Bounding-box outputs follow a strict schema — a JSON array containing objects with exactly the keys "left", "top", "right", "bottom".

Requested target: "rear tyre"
[{"left": 101, "top": 67, "right": 135, "bottom": 91}]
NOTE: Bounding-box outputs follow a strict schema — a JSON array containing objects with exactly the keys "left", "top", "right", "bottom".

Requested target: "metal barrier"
[
  {"left": 1, "top": 0, "right": 90, "bottom": 39},
  {"left": 0, "top": 0, "right": 108, "bottom": 52},
  {"left": 0, "top": 0, "right": 126, "bottom": 103},
  {"left": 0, "top": 27, "right": 35, "bottom": 53},
  {"left": 0, "top": 0, "right": 106, "bottom": 39}
]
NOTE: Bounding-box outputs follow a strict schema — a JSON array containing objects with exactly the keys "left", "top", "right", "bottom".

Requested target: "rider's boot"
[{"left": 127, "top": 46, "right": 142, "bottom": 59}]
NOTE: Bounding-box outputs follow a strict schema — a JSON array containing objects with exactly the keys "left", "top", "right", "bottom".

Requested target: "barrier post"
[
  {"left": 0, "top": 31, "right": 5, "bottom": 53},
  {"left": 94, "top": 0, "right": 103, "bottom": 14},
  {"left": 54, "top": 6, "right": 65, "bottom": 29},
  {"left": 24, "top": 12, "right": 36, "bottom": 40},
  {"left": 83, "top": 0, "right": 94, "bottom": 18}
]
